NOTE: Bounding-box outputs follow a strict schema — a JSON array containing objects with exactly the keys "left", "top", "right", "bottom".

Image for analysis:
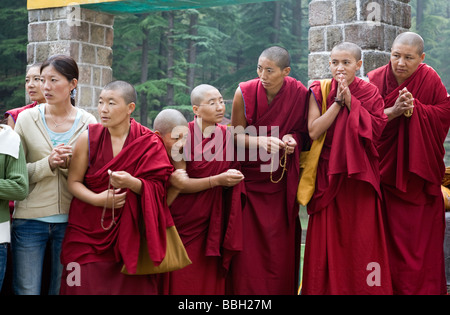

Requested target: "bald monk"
[
  {"left": 368, "top": 32, "right": 450, "bottom": 295},
  {"left": 229, "top": 46, "right": 308, "bottom": 294},
  {"left": 301, "top": 42, "right": 392, "bottom": 295},
  {"left": 153, "top": 108, "right": 190, "bottom": 207},
  {"left": 164, "top": 85, "right": 245, "bottom": 295},
  {"left": 60, "top": 81, "right": 174, "bottom": 294}
]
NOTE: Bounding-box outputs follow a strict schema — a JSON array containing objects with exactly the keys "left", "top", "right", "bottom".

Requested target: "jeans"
[
  {"left": 0, "top": 243, "right": 7, "bottom": 290},
  {"left": 11, "top": 219, "right": 67, "bottom": 295},
  {"left": 445, "top": 212, "right": 450, "bottom": 286}
]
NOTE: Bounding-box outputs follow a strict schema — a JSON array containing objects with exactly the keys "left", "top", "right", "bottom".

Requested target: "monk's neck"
[
  {"left": 265, "top": 86, "right": 282, "bottom": 105},
  {"left": 195, "top": 118, "right": 216, "bottom": 137}
]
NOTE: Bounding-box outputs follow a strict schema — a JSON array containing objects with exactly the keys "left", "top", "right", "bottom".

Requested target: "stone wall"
[
  {"left": 27, "top": 7, "right": 114, "bottom": 117},
  {"left": 308, "top": 0, "right": 411, "bottom": 81}
]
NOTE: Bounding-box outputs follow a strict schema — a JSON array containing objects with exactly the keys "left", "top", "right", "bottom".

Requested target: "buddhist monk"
[
  {"left": 60, "top": 80, "right": 174, "bottom": 295},
  {"left": 229, "top": 46, "right": 308, "bottom": 295},
  {"left": 368, "top": 32, "right": 450, "bottom": 295},
  {"left": 166, "top": 84, "right": 245, "bottom": 295},
  {"left": 301, "top": 42, "right": 392, "bottom": 295},
  {"left": 153, "top": 108, "right": 190, "bottom": 207}
]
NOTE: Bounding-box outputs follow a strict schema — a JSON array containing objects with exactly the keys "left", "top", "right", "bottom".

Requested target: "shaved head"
[
  {"left": 103, "top": 80, "right": 137, "bottom": 104},
  {"left": 190, "top": 84, "right": 219, "bottom": 105},
  {"left": 331, "top": 42, "right": 362, "bottom": 61},
  {"left": 153, "top": 108, "right": 188, "bottom": 136},
  {"left": 259, "top": 46, "right": 291, "bottom": 69},
  {"left": 392, "top": 32, "right": 424, "bottom": 56}
]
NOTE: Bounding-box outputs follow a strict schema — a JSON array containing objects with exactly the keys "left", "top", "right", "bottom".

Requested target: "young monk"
[
  {"left": 229, "top": 46, "right": 308, "bottom": 295},
  {"left": 301, "top": 42, "right": 392, "bottom": 295},
  {"left": 153, "top": 108, "right": 190, "bottom": 207},
  {"left": 166, "top": 84, "right": 245, "bottom": 295},
  {"left": 60, "top": 80, "right": 174, "bottom": 295},
  {"left": 368, "top": 32, "right": 450, "bottom": 295}
]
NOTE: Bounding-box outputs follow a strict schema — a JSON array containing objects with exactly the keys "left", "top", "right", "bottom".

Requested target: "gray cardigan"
[{"left": 14, "top": 105, "right": 97, "bottom": 219}]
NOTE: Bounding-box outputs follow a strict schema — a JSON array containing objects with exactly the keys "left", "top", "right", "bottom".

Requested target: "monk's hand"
[
  {"left": 259, "top": 136, "right": 286, "bottom": 154},
  {"left": 337, "top": 74, "right": 351, "bottom": 109},
  {"left": 391, "top": 88, "right": 414, "bottom": 118},
  {"left": 282, "top": 134, "right": 297, "bottom": 155},
  {"left": 48, "top": 144, "right": 73, "bottom": 170},
  {"left": 98, "top": 188, "right": 126, "bottom": 209},
  {"left": 170, "top": 169, "right": 189, "bottom": 191},
  {"left": 216, "top": 169, "right": 244, "bottom": 187}
]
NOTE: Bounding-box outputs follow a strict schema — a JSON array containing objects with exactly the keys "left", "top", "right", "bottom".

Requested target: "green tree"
[
  {"left": 0, "top": 0, "right": 28, "bottom": 114},
  {"left": 411, "top": 0, "right": 450, "bottom": 91}
]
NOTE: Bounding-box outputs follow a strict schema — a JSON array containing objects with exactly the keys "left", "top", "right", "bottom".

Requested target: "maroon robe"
[
  {"left": 368, "top": 63, "right": 450, "bottom": 294},
  {"left": 4, "top": 101, "right": 38, "bottom": 124},
  {"left": 302, "top": 77, "right": 392, "bottom": 295},
  {"left": 166, "top": 119, "right": 245, "bottom": 295},
  {"left": 228, "top": 76, "right": 308, "bottom": 295},
  {"left": 60, "top": 119, "right": 174, "bottom": 295}
]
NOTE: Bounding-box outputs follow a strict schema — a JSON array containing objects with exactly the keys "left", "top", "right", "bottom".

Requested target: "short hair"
[
  {"left": 102, "top": 80, "right": 137, "bottom": 105},
  {"left": 259, "top": 46, "right": 291, "bottom": 69},
  {"left": 392, "top": 31, "right": 425, "bottom": 56},
  {"left": 331, "top": 42, "right": 362, "bottom": 61},
  {"left": 190, "top": 84, "right": 220, "bottom": 106},
  {"left": 153, "top": 108, "right": 188, "bottom": 136}
]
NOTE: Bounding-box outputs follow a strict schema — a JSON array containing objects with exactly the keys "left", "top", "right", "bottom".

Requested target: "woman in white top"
[{"left": 13, "top": 55, "right": 97, "bottom": 295}]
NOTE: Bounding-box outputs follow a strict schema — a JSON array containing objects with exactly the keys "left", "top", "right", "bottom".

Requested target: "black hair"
[{"left": 41, "top": 54, "right": 79, "bottom": 106}]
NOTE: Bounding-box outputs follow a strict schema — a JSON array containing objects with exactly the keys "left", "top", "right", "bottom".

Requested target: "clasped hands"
[
  {"left": 393, "top": 87, "right": 414, "bottom": 118},
  {"left": 335, "top": 73, "right": 352, "bottom": 110}
]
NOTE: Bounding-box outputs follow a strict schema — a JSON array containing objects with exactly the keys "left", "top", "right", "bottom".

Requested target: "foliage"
[
  {"left": 0, "top": 0, "right": 28, "bottom": 113},
  {"left": 1, "top": 0, "right": 449, "bottom": 121},
  {"left": 111, "top": 0, "right": 310, "bottom": 125},
  {"left": 411, "top": 0, "right": 450, "bottom": 92}
]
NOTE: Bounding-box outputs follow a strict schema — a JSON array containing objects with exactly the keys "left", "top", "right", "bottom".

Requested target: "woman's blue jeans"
[
  {"left": 0, "top": 243, "right": 7, "bottom": 290},
  {"left": 11, "top": 219, "right": 67, "bottom": 295}
]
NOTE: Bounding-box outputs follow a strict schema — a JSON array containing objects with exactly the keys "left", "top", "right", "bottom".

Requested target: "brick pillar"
[
  {"left": 27, "top": 6, "right": 114, "bottom": 117},
  {"left": 308, "top": 0, "right": 411, "bottom": 82}
]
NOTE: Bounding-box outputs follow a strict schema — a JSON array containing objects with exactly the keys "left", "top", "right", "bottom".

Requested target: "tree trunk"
[
  {"left": 186, "top": 11, "right": 198, "bottom": 94},
  {"left": 166, "top": 11, "right": 175, "bottom": 106},
  {"left": 140, "top": 24, "right": 150, "bottom": 127},
  {"left": 271, "top": 1, "right": 281, "bottom": 44},
  {"left": 292, "top": 0, "right": 302, "bottom": 58},
  {"left": 416, "top": 0, "right": 424, "bottom": 30}
]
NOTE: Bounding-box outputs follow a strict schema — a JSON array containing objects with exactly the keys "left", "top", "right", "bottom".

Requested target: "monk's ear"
[
  {"left": 192, "top": 105, "right": 200, "bottom": 116},
  {"left": 154, "top": 130, "right": 161, "bottom": 136},
  {"left": 356, "top": 60, "right": 363, "bottom": 71},
  {"left": 420, "top": 53, "right": 425, "bottom": 63},
  {"left": 127, "top": 102, "right": 136, "bottom": 115},
  {"left": 282, "top": 66, "right": 291, "bottom": 77}
]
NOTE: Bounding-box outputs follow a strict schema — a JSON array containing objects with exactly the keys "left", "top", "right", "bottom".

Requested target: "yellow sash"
[{"left": 297, "top": 79, "right": 332, "bottom": 206}]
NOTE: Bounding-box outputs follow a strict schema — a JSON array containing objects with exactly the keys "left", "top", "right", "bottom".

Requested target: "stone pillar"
[
  {"left": 308, "top": 0, "right": 411, "bottom": 82},
  {"left": 27, "top": 6, "right": 114, "bottom": 116}
]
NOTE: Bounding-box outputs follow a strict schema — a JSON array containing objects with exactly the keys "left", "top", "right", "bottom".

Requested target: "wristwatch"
[{"left": 335, "top": 97, "right": 345, "bottom": 107}]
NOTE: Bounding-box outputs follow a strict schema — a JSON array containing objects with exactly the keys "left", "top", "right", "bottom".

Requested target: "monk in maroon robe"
[
  {"left": 302, "top": 43, "right": 392, "bottom": 295},
  {"left": 167, "top": 84, "right": 245, "bottom": 295},
  {"left": 368, "top": 32, "right": 450, "bottom": 295},
  {"left": 60, "top": 81, "right": 174, "bottom": 295},
  {"left": 229, "top": 46, "right": 308, "bottom": 294}
]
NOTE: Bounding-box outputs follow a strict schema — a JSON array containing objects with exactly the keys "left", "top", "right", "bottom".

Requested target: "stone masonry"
[
  {"left": 308, "top": 0, "right": 411, "bottom": 81},
  {"left": 27, "top": 6, "right": 114, "bottom": 117}
]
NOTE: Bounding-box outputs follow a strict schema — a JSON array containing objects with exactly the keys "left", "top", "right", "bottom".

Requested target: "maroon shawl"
[
  {"left": 368, "top": 62, "right": 450, "bottom": 195},
  {"left": 61, "top": 119, "right": 174, "bottom": 274},
  {"left": 240, "top": 76, "right": 308, "bottom": 222},
  {"left": 308, "top": 77, "right": 388, "bottom": 213},
  {"left": 170, "top": 119, "right": 245, "bottom": 269},
  {"left": 4, "top": 102, "right": 38, "bottom": 123}
]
